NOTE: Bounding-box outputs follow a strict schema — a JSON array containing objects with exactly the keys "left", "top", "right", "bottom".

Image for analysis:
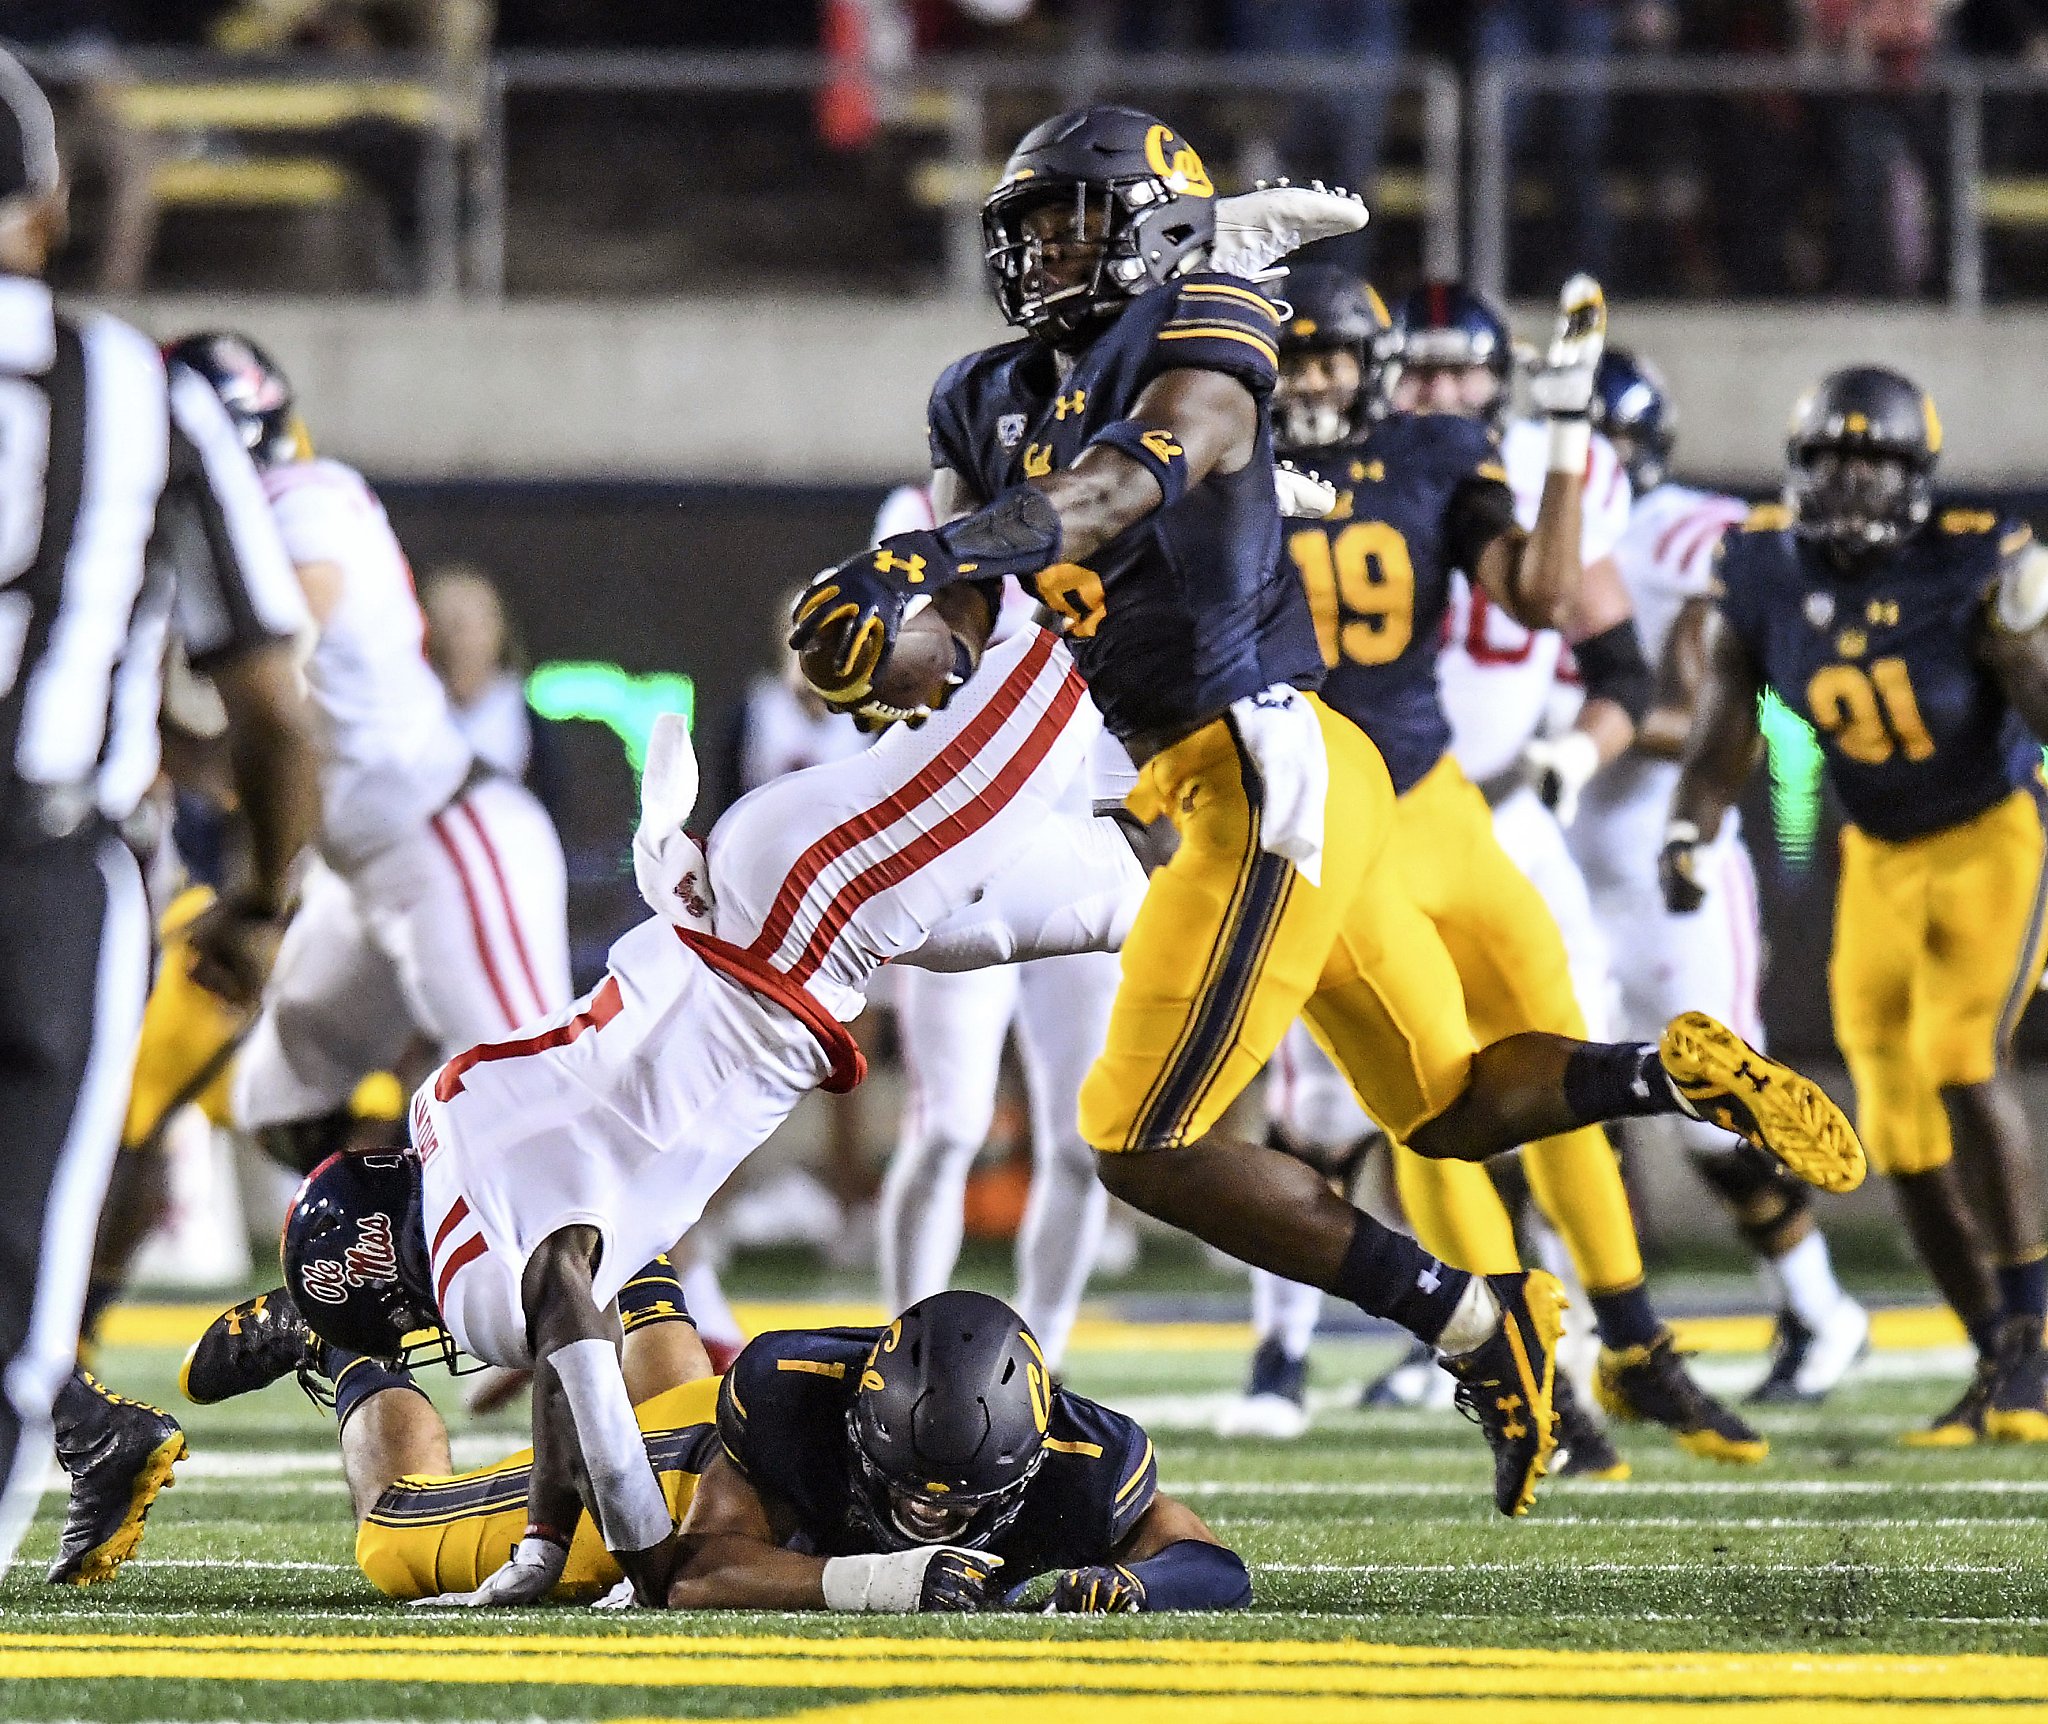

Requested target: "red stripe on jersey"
[
  {"left": 675, "top": 929, "right": 869, "bottom": 1093},
  {"left": 433, "top": 975, "right": 625, "bottom": 1101},
  {"left": 748, "top": 630, "right": 1058, "bottom": 963},
  {"left": 436, "top": 1232, "right": 489, "bottom": 1309},
  {"left": 1672, "top": 514, "right": 1731, "bottom": 580},
  {"left": 784, "top": 666, "right": 1087, "bottom": 988},
  {"left": 430, "top": 813, "right": 522, "bottom": 1031},
  {"left": 429, "top": 1195, "right": 471, "bottom": 1260},
  {"left": 458, "top": 799, "right": 549, "bottom": 1019}
]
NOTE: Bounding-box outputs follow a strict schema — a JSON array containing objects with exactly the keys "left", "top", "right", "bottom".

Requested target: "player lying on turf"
[{"left": 189, "top": 1266, "right": 1246, "bottom": 1613}]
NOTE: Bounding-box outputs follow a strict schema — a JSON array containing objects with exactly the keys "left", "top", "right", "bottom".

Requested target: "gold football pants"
[
  {"left": 354, "top": 1378, "right": 717, "bottom": 1600},
  {"left": 1384, "top": 757, "right": 1644, "bottom": 1294},
  {"left": 1079, "top": 697, "right": 1479, "bottom": 1155},
  {"left": 1831, "top": 783, "right": 2048, "bottom": 1176}
]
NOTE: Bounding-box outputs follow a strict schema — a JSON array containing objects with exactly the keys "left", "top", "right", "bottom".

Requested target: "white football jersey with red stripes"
[
  {"left": 1611, "top": 480, "right": 1748, "bottom": 668},
  {"left": 413, "top": 626, "right": 1120, "bottom": 1366},
  {"left": 265, "top": 457, "right": 472, "bottom": 866},
  {"left": 1439, "top": 419, "right": 1631, "bottom": 783}
]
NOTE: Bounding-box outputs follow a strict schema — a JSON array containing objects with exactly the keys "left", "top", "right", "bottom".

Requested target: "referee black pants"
[{"left": 0, "top": 828, "right": 148, "bottom": 1570}]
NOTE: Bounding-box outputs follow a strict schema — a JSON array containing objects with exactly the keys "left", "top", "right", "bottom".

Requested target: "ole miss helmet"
[
  {"left": 1591, "top": 348, "right": 1678, "bottom": 495},
  {"left": 165, "top": 331, "right": 305, "bottom": 470},
  {"left": 1382, "top": 281, "right": 1515, "bottom": 427},
  {"left": 280, "top": 1152, "right": 442, "bottom": 1365}
]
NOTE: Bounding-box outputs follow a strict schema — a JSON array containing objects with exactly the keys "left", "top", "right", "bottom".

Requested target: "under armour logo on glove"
[{"left": 1418, "top": 1263, "right": 1443, "bottom": 1295}]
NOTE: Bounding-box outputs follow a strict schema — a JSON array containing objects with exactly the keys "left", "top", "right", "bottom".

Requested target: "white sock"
[
  {"left": 1437, "top": 1276, "right": 1502, "bottom": 1356},
  {"left": 1014, "top": 1134, "right": 1107, "bottom": 1371},
  {"left": 1773, "top": 1229, "right": 1847, "bottom": 1330},
  {"left": 679, "top": 1259, "right": 742, "bottom": 1349},
  {"left": 1249, "top": 1269, "right": 1323, "bottom": 1361},
  {"left": 877, "top": 1128, "right": 980, "bottom": 1313}
]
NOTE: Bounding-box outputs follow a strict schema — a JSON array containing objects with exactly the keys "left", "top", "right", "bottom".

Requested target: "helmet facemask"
[
  {"left": 1274, "top": 344, "right": 1368, "bottom": 454},
  {"left": 845, "top": 1407, "right": 1042, "bottom": 1552},
  {"left": 1788, "top": 446, "right": 1931, "bottom": 563}
]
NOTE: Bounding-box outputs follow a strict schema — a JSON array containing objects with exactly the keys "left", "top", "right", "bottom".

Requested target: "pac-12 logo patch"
[
  {"left": 301, "top": 1213, "right": 400, "bottom": 1307},
  {"left": 997, "top": 413, "right": 1027, "bottom": 450}
]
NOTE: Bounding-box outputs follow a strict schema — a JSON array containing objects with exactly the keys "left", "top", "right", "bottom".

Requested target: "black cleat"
[
  {"left": 1747, "top": 1309, "right": 1814, "bottom": 1406},
  {"left": 1659, "top": 1013, "right": 1865, "bottom": 1194},
  {"left": 180, "top": 1286, "right": 320, "bottom": 1406},
  {"left": 1552, "top": 1370, "right": 1630, "bottom": 1480},
  {"left": 1443, "top": 1271, "right": 1565, "bottom": 1517},
  {"left": 1598, "top": 1328, "right": 1767, "bottom": 1463},
  {"left": 1902, "top": 1354, "right": 1999, "bottom": 1449},
  {"left": 1986, "top": 1316, "right": 2048, "bottom": 1444},
  {"left": 1215, "top": 1337, "right": 1311, "bottom": 1439},
  {"left": 45, "top": 1372, "right": 187, "bottom": 1586}
]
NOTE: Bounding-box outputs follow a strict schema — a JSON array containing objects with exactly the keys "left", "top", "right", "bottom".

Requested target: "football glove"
[
  {"left": 1275, "top": 460, "right": 1340, "bottom": 520},
  {"left": 918, "top": 1548, "right": 1006, "bottom": 1612},
  {"left": 410, "top": 1534, "right": 566, "bottom": 1608},
  {"left": 1047, "top": 1563, "right": 1147, "bottom": 1614},
  {"left": 1206, "top": 180, "right": 1368, "bottom": 283},
  {"left": 1526, "top": 273, "right": 1607, "bottom": 419},
  {"left": 788, "top": 561, "right": 921, "bottom": 705},
  {"left": 1520, "top": 729, "right": 1600, "bottom": 830},
  {"left": 820, "top": 1545, "right": 1005, "bottom": 1612},
  {"left": 1659, "top": 820, "right": 1707, "bottom": 914}
]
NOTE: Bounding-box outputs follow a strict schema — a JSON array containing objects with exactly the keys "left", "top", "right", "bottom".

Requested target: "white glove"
[
  {"left": 1275, "top": 461, "right": 1340, "bottom": 520},
  {"left": 1525, "top": 273, "right": 1607, "bottom": 419},
  {"left": 590, "top": 1576, "right": 640, "bottom": 1611},
  {"left": 632, "top": 710, "right": 716, "bottom": 932},
  {"left": 1520, "top": 729, "right": 1600, "bottom": 830},
  {"left": 410, "top": 1535, "right": 567, "bottom": 1609},
  {"left": 1204, "top": 180, "right": 1368, "bottom": 283},
  {"left": 1226, "top": 684, "right": 1328, "bottom": 888}
]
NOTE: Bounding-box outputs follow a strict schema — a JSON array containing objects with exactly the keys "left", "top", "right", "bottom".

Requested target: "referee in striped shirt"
[{"left": 0, "top": 53, "right": 321, "bottom": 1583}]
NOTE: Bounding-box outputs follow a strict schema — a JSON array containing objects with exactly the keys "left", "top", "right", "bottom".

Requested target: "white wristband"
[
  {"left": 1664, "top": 819, "right": 1701, "bottom": 848},
  {"left": 1546, "top": 415, "right": 1591, "bottom": 475},
  {"left": 548, "top": 1336, "right": 672, "bottom": 1554},
  {"left": 822, "top": 1548, "right": 940, "bottom": 1613}
]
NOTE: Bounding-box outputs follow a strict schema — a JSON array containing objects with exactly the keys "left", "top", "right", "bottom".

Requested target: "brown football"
[{"left": 800, "top": 599, "right": 956, "bottom": 713}]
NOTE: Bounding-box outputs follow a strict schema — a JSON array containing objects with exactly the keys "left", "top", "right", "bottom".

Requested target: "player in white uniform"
[
  {"left": 870, "top": 485, "right": 1126, "bottom": 1370},
  {"left": 169, "top": 335, "right": 572, "bottom": 1170},
  {"left": 1575, "top": 350, "right": 1867, "bottom": 1401},
  {"left": 268, "top": 617, "right": 1149, "bottom": 1605}
]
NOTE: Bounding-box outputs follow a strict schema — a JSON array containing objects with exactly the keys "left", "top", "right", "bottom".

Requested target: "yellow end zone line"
[
  {"left": 631, "top": 1701, "right": 2048, "bottom": 1724},
  {"left": 0, "top": 1633, "right": 2043, "bottom": 1703},
  {"left": 96, "top": 1302, "right": 1969, "bottom": 1355}
]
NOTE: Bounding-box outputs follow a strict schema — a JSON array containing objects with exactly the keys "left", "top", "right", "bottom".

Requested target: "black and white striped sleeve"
[{"left": 158, "top": 363, "right": 308, "bottom": 670}]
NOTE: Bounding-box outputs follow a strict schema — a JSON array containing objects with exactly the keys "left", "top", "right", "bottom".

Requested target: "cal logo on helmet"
[{"left": 1144, "top": 124, "right": 1213, "bottom": 199}]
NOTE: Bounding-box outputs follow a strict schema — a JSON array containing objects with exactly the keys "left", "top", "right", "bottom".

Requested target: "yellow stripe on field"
[
  {"left": 1, "top": 1632, "right": 2045, "bottom": 1705},
  {"left": 626, "top": 1701, "right": 2046, "bottom": 1724},
  {"left": 98, "top": 1302, "right": 1968, "bottom": 1355}
]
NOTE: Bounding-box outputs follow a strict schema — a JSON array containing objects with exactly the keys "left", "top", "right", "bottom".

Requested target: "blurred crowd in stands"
[{"left": 15, "top": 1, "right": 2048, "bottom": 298}]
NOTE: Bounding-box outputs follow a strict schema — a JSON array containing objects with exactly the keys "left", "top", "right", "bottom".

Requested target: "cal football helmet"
[
  {"left": 280, "top": 1152, "right": 443, "bottom": 1364},
  {"left": 847, "top": 1290, "right": 1052, "bottom": 1552},
  {"left": 1785, "top": 365, "right": 1939, "bottom": 558},
  {"left": 982, "top": 105, "right": 1218, "bottom": 346},
  {"left": 1591, "top": 348, "right": 1677, "bottom": 495},
  {"left": 164, "top": 331, "right": 304, "bottom": 470},
  {"left": 1382, "top": 281, "right": 1515, "bottom": 427},
  {"left": 1273, "top": 264, "right": 1391, "bottom": 453}
]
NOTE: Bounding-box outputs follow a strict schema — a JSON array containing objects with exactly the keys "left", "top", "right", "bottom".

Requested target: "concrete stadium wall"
[{"left": 116, "top": 295, "right": 2048, "bottom": 487}]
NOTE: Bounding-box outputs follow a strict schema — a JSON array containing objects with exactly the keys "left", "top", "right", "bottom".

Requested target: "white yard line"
[
  {"left": 1261, "top": 1560, "right": 2030, "bottom": 1574},
  {"left": 1169, "top": 1477, "right": 2048, "bottom": 1496}
]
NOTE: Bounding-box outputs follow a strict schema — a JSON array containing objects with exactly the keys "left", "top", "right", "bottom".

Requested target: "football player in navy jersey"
[
  {"left": 685, "top": 1291, "right": 1247, "bottom": 1614},
  {"left": 792, "top": 104, "right": 1864, "bottom": 1518},
  {"left": 1670, "top": 366, "right": 2048, "bottom": 1445},
  {"left": 1245, "top": 268, "right": 1761, "bottom": 1470}
]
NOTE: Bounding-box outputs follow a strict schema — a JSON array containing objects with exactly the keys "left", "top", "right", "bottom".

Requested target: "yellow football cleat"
[
  {"left": 1902, "top": 1358, "right": 1997, "bottom": 1448},
  {"left": 1443, "top": 1270, "right": 1566, "bottom": 1518},
  {"left": 1659, "top": 1012, "right": 1866, "bottom": 1194},
  {"left": 45, "top": 1374, "right": 188, "bottom": 1586},
  {"left": 1985, "top": 1317, "right": 2048, "bottom": 1443}
]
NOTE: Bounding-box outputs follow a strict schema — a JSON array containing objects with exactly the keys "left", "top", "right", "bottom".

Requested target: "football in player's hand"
[{"left": 800, "top": 598, "right": 956, "bottom": 715}]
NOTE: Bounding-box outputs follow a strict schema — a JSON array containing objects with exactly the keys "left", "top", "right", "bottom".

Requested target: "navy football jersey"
[
  {"left": 715, "top": 1328, "right": 1158, "bottom": 1575},
  {"left": 927, "top": 273, "right": 1323, "bottom": 744},
  {"left": 1717, "top": 506, "right": 2040, "bottom": 842},
  {"left": 1282, "top": 413, "right": 1513, "bottom": 793}
]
